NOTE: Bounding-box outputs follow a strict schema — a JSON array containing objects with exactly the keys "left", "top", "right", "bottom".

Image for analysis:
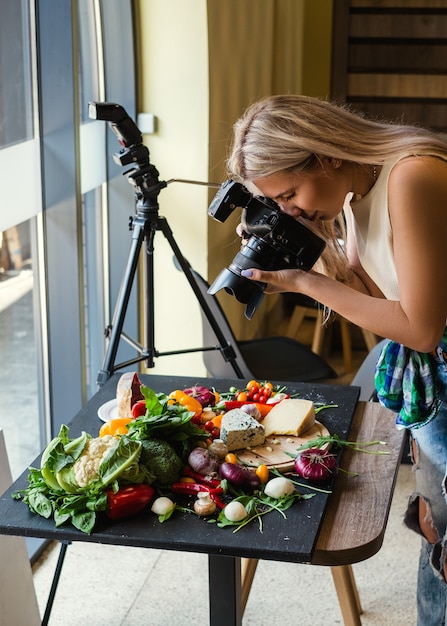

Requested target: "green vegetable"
[
  {"left": 126, "top": 385, "right": 209, "bottom": 460},
  {"left": 13, "top": 425, "right": 151, "bottom": 534},
  {"left": 139, "top": 439, "right": 183, "bottom": 486},
  {"left": 295, "top": 434, "right": 390, "bottom": 455}
]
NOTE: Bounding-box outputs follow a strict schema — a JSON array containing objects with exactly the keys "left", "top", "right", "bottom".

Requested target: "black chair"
[
  {"left": 185, "top": 266, "right": 337, "bottom": 383},
  {"left": 350, "top": 339, "right": 387, "bottom": 401}
]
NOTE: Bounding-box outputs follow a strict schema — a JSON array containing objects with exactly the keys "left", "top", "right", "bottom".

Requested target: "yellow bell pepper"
[
  {"left": 168, "top": 390, "right": 203, "bottom": 417},
  {"left": 99, "top": 417, "right": 132, "bottom": 437}
]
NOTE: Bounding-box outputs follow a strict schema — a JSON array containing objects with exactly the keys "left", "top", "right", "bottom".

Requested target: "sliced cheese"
[
  {"left": 261, "top": 398, "right": 315, "bottom": 437},
  {"left": 220, "top": 409, "right": 266, "bottom": 451}
]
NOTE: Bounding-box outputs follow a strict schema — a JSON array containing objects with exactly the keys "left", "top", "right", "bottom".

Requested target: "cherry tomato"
[
  {"left": 225, "top": 453, "right": 238, "bottom": 464},
  {"left": 236, "top": 391, "right": 248, "bottom": 402},
  {"left": 204, "top": 420, "right": 215, "bottom": 432},
  {"left": 211, "top": 427, "right": 220, "bottom": 439},
  {"left": 255, "top": 464, "right": 270, "bottom": 483},
  {"left": 252, "top": 393, "right": 260, "bottom": 402},
  {"left": 246, "top": 380, "right": 260, "bottom": 392},
  {"left": 263, "top": 382, "right": 274, "bottom": 391}
]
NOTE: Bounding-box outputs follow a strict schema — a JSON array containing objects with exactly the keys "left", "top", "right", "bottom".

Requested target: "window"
[{"left": 0, "top": 0, "right": 136, "bottom": 560}]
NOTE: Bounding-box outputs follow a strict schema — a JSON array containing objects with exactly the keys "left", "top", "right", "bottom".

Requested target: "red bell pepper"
[
  {"left": 106, "top": 484, "right": 155, "bottom": 520},
  {"left": 131, "top": 399, "right": 147, "bottom": 419}
]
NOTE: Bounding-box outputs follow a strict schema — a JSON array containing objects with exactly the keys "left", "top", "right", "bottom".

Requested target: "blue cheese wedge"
[
  {"left": 261, "top": 399, "right": 315, "bottom": 437},
  {"left": 220, "top": 409, "right": 266, "bottom": 451}
]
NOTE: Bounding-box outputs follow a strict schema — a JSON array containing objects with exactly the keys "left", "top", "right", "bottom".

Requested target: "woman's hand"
[{"left": 241, "top": 267, "right": 310, "bottom": 294}]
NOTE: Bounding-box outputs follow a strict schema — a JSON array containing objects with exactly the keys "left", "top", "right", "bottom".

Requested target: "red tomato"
[{"left": 131, "top": 400, "right": 147, "bottom": 419}]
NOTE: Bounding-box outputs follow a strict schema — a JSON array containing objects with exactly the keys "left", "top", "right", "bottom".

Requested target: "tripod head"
[{"left": 89, "top": 102, "right": 167, "bottom": 210}]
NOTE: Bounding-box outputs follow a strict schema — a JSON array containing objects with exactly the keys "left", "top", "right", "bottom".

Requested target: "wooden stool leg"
[
  {"left": 362, "top": 329, "right": 378, "bottom": 352},
  {"left": 286, "top": 306, "right": 308, "bottom": 338},
  {"left": 241, "top": 558, "right": 259, "bottom": 614},
  {"left": 340, "top": 318, "right": 353, "bottom": 374},
  {"left": 330, "top": 565, "right": 362, "bottom": 626},
  {"left": 311, "top": 310, "right": 326, "bottom": 354}
]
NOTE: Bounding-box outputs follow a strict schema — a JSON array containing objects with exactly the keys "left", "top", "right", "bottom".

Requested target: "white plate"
[{"left": 97, "top": 399, "right": 119, "bottom": 422}]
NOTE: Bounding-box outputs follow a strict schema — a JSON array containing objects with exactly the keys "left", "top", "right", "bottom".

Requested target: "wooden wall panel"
[{"left": 331, "top": 0, "right": 447, "bottom": 132}]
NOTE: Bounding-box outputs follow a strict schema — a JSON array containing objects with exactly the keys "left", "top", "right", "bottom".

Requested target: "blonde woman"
[{"left": 229, "top": 94, "right": 447, "bottom": 625}]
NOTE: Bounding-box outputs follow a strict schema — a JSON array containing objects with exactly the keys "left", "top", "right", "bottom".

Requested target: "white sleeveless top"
[{"left": 343, "top": 160, "right": 400, "bottom": 300}]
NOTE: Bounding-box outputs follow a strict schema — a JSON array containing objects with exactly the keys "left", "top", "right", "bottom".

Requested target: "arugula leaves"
[{"left": 216, "top": 489, "right": 314, "bottom": 533}]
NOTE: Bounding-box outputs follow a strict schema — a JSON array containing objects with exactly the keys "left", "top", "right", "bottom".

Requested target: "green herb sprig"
[
  {"left": 216, "top": 489, "right": 313, "bottom": 533},
  {"left": 295, "top": 434, "right": 390, "bottom": 455}
]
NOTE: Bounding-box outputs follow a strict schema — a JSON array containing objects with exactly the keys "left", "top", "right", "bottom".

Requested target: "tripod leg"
[
  {"left": 97, "top": 216, "right": 147, "bottom": 386},
  {"left": 157, "top": 216, "right": 244, "bottom": 378}
]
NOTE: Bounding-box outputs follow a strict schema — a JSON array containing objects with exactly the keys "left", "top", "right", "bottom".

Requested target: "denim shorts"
[{"left": 405, "top": 349, "right": 447, "bottom": 625}]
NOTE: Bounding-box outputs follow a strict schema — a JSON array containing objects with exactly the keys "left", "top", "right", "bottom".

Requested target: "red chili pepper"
[
  {"left": 223, "top": 400, "right": 274, "bottom": 417},
  {"left": 170, "top": 482, "right": 226, "bottom": 509},
  {"left": 209, "top": 492, "right": 227, "bottom": 510},
  {"left": 183, "top": 466, "right": 222, "bottom": 488},
  {"left": 223, "top": 400, "right": 251, "bottom": 410},
  {"left": 106, "top": 484, "right": 155, "bottom": 520}
]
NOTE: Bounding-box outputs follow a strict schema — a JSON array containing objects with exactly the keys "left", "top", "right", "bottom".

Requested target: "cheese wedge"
[
  {"left": 261, "top": 398, "right": 315, "bottom": 437},
  {"left": 116, "top": 372, "right": 144, "bottom": 418},
  {"left": 220, "top": 409, "right": 266, "bottom": 451}
]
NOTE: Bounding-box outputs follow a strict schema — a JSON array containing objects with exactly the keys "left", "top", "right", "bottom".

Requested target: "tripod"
[{"left": 91, "top": 102, "right": 244, "bottom": 386}]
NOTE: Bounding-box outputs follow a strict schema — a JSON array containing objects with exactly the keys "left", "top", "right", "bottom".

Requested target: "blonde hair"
[{"left": 227, "top": 94, "right": 447, "bottom": 282}]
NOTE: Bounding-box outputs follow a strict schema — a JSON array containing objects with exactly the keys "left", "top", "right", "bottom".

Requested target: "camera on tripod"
[{"left": 207, "top": 179, "right": 326, "bottom": 320}]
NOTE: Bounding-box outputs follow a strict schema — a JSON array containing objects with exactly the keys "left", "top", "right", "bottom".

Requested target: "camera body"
[{"left": 208, "top": 180, "right": 325, "bottom": 319}]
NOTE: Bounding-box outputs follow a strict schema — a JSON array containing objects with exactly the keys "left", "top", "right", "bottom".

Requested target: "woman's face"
[{"left": 253, "top": 164, "right": 349, "bottom": 223}]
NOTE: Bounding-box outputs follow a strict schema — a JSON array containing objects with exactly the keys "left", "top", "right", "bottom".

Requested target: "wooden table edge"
[{"left": 312, "top": 401, "right": 406, "bottom": 566}]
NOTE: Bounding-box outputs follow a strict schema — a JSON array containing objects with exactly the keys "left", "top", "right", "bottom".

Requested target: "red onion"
[
  {"left": 183, "top": 385, "right": 216, "bottom": 407},
  {"left": 188, "top": 447, "right": 219, "bottom": 475},
  {"left": 294, "top": 448, "right": 338, "bottom": 483},
  {"left": 219, "top": 462, "right": 261, "bottom": 491}
]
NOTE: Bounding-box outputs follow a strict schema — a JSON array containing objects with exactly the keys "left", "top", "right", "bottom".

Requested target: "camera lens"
[{"left": 207, "top": 236, "right": 286, "bottom": 319}]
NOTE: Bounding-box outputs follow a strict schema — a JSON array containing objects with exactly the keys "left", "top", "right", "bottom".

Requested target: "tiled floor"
[{"left": 31, "top": 464, "right": 419, "bottom": 625}]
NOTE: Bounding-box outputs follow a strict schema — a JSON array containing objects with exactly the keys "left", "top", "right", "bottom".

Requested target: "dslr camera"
[{"left": 207, "top": 180, "right": 326, "bottom": 319}]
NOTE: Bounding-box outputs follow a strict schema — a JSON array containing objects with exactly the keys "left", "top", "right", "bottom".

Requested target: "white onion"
[
  {"left": 264, "top": 476, "right": 295, "bottom": 499},
  {"left": 224, "top": 501, "right": 248, "bottom": 522}
]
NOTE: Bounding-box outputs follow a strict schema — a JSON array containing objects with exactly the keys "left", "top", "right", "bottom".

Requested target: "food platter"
[
  {"left": 235, "top": 421, "right": 330, "bottom": 472},
  {"left": 96, "top": 396, "right": 330, "bottom": 473}
]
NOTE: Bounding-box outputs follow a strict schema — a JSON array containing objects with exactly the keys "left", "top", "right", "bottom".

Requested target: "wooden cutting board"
[{"left": 234, "top": 421, "right": 330, "bottom": 472}]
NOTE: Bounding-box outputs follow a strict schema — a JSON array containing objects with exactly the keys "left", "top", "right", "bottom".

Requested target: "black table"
[{"left": 0, "top": 374, "right": 402, "bottom": 626}]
